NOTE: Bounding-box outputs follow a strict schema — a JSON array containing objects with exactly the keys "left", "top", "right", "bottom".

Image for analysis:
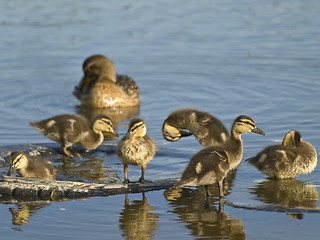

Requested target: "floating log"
[{"left": 0, "top": 176, "right": 178, "bottom": 202}]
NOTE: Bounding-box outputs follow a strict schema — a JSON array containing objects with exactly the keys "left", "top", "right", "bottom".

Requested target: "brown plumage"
[
  {"left": 29, "top": 114, "right": 118, "bottom": 157},
  {"left": 173, "top": 115, "right": 265, "bottom": 198},
  {"left": 8, "top": 151, "right": 56, "bottom": 180},
  {"left": 246, "top": 130, "right": 317, "bottom": 179},
  {"left": 73, "top": 54, "right": 140, "bottom": 108},
  {"left": 162, "top": 109, "right": 229, "bottom": 147},
  {"left": 116, "top": 118, "right": 157, "bottom": 183}
]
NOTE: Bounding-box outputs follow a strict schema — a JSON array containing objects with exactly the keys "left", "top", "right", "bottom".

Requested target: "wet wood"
[{"left": 0, "top": 176, "right": 179, "bottom": 202}]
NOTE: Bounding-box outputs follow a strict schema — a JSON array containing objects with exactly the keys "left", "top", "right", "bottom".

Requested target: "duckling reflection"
[
  {"left": 250, "top": 179, "right": 318, "bottom": 210},
  {"left": 9, "top": 202, "right": 50, "bottom": 226},
  {"left": 119, "top": 193, "right": 159, "bottom": 240},
  {"left": 54, "top": 153, "right": 121, "bottom": 184},
  {"left": 164, "top": 187, "right": 246, "bottom": 239}
]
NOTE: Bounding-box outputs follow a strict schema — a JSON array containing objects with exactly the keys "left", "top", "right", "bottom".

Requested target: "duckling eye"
[{"left": 131, "top": 123, "right": 144, "bottom": 132}]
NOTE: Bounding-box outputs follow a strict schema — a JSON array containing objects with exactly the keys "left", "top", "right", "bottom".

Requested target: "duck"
[
  {"left": 116, "top": 118, "right": 157, "bottom": 183},
  {"left": 73, "top": 54, "right": 140, "bottom": 108},
  {"left": 246, "top": 130, "right": 317, "bottom": 179},
  {"left": 29, "top": 114, "right": 118, "bottom": 157},
  {"left": 173, "top": 115, "right": 265, "bottom": 198},
  {"left": 162, "top": 109, "right": 229, "bottom": 147},
  {"left": 7, "top": 151, "right": 56, "bottom": 180}
]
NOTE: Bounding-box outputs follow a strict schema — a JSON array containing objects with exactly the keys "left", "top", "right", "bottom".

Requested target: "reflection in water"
[
  {"left": 250, "top": 179, "right": 318, "bottom": 218},
  {"left": 119, "top": 193, "right": 159, "bottom": 240},
  {"left": 165, "top": 187, "right": 246, "bottom": 239},
  {"left": 9, "top": 202, "right": 50, "bottom": 226},
  {"left": 164, "top": 170, "right": 246, "bottom": 239},
  {"left": 76, "top": 105, "right": 140, "bottom": 139},
  {"left": 53, "top": 153, "right": 121, "bottom": 184}
]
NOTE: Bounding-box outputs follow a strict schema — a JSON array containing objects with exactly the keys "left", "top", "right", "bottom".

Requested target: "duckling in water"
[
  {"left": 8, "top": 151, "right": 56, "bottom": 180},
  {"left": 162, "top": 109, "right": 229, "bottom": 147},
  {"left": 30, "top": 114, "right": 118, "bottom": 157},
  {"left": 173, "top": 115, "right": 265, "bottom": 198},
  {"left": 116, "top": 118, "right": 157, "bottom": 183},
  {"left": 246, "top": 130, "right": 317, "bottom": 179},
  {"left": 73, "top": 54, "right": 140, "bottom": 108}
]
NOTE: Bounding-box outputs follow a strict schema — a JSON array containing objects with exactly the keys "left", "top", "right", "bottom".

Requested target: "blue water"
[{"left": 1, "top": 0, "right": 320, "bottom": 239}]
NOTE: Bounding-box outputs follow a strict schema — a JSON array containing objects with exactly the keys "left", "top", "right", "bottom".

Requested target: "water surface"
[{"left": 0, "top": 0, "right": 320, "bottom": 239}]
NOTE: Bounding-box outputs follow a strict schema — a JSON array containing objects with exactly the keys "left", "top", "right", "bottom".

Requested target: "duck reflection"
[
  {"left": 119, "top": 192, "right": 159, "bottom": 240},
  {"left": 250, "top": 179, "right": 318, "bottom": 210},
  {"left": 164, "top": 187, "right": 246, "bottom": 239},
  {"left": 9, "top": 202, "right": 50, "bottom": 226},
  {"left": 54, "top": 153, "right": 121, "bottom": 184},
  {"left": 76, "top": 105, "right": 140, "bottom": 140}
]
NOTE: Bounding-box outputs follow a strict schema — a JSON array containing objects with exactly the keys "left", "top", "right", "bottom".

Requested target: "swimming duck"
[
  {"left": 29, "top": 114, "right": 118, "bottom": 157},
  {"left": 173, "top": 115, "right": 265, "bottom": 198},
  {"left": 246, "top": 130, "right": 317, "bottom": 179},
  {"left": 116, "top": 118, "right": 157, "bottom": 183},
  {"left": 162, "top": 109, "right": 229, "bottom": 147},
  {"left": 8, "top": 151, "right": 56, "bottom": 180},
  {"left": 73, "top": 54, "right": 140, "bottom": 108}
]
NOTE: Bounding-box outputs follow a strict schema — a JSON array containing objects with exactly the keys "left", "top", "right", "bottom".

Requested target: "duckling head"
[
  {"left": 282, "top": 130, "right": 301, "bottom": 147},
  {"left": 125, "top": 118, "right": 147, "bottom": 138},
  {"left": 92, "top": 114, "right": 118, "bottom": 136},
  {"left": 79, "top": 55, "right": 117, "bottom": 93},
  {"left": 7, "top": 151, "right": 28, "bottom": 176},
  {"left": 162, "top": 122, "right": 192, "bottom": 142},
  {"left": 232, "top": 115, "right": 265, "bottom": 136}
]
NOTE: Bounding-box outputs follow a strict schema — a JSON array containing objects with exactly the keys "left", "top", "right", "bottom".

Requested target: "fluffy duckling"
[
  {"left": 116, "top": 118, "right": 157, "bottom": 183},
  {"left": 173, "top": 115, "right": 265, "bottom": 198},
  {"left": 73, "top": 54, "right": 140, "bottom": 108},
  {"left": 8, "top": 151, "right": 56, "bottom": 180},
  {"left": 246, "top": 130, "right": 317, "bottom": 179},
  {"left": 30, "top": 114, "right": 118, "bottom": 157},
  {"left": 162, "top": 109, "right": 229, "bottom": 147}
]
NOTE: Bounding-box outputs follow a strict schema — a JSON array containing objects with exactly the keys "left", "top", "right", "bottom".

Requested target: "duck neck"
[
  {"left": 225, "top": 130, "right": 243, "bottom": 165},
  {"left": 87, "top": 129, "right": 104, "bottom": 149}
]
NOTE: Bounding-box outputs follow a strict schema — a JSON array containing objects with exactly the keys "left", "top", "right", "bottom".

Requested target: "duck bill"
[
  {"left": 179, "top": 130, "right": 193, "bottom": 138},
  {"left": 7, "top": 165, "right": 16, "bottom": 176},
  {"left": 252, "top": 127, "right": 265, "bottom": 136},
  {"left": 110, "top": 128, "right": 119, "bottom": 137}
]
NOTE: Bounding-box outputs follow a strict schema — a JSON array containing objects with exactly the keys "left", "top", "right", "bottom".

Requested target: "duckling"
[
  {"left": 116, "top": 118, "right": 157, "bottom": 183},
  {"left": 173, "top": 115, "right": 265, "bottom": 198},
  {"left": 29, "top": 114, "right": 118, "bottom": 157},
  {"left": 73, "top": 54, "right": 140, "bottom": 108},
  {"left": 162, "top": 109, "right": 229, "bottom": 147},
  {"left": 8, "top": 151, "right": 56, "bottom": 180},
  {"left": 246, "top": 130, "right": 317, "bottom": 179}
]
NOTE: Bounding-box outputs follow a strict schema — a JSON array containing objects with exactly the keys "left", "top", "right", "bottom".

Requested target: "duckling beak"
[
  {"left": 251, "top": 126, "right": 265, "bottom": 136},
  {"left": 110, "top": 128, "right": 119, "bottom": 137},
  {"left": 179, "top": 130, "right": 193, "bottom": 138},
  {"left": 7, "top": 165, "right": 16, "bottom": 176}
]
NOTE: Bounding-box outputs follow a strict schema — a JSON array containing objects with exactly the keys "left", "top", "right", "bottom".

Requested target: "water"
[{"left": 1, "top": 0, "right": 320, "bottom": 239}]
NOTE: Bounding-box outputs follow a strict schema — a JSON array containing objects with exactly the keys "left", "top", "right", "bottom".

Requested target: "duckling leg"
[
  {"left": 138, "top": 164, "right": 152, "bottom": 183},
  {"left": 123, "top": 164, "right": 131, "bottom": 184},
  {"left": 62, "top": 147, "right": 80, "bottom": 158},
  {"left": 204, "top": 185, "right": 210, "bottom": 197},
  {"left": 218, "top": 181, "right": 224, "bottom": 198}
]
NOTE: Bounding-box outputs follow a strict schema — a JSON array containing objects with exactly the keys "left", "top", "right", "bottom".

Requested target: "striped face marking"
[
  {"left": 92, "top": 116, "right": 118, "bottom": 136},
  {"left": 130, "top": 121, "right": 146, "bottom": 137}
]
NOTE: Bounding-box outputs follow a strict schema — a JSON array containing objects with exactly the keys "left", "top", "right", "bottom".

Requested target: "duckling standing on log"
[
  {"left": 173, "top": 115, "right": 265, "bottom": 198},
  {"left": 73, "top": 54, "right": 140, "bottom": 108},
  {"left": 246, "top": 130, "right": 317, "bottom": 179},
  {"left": 116, "top": 119, "right": 157, "bottom": 184},
  {"left": 30, "top": 114, "right": 118, "bottom": 157},
  {"left": 8, "top": 151, "right": 56, "bottom": 180},
  {"left": 162, "top": 109, "right": 229, "bottom": 147}
]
